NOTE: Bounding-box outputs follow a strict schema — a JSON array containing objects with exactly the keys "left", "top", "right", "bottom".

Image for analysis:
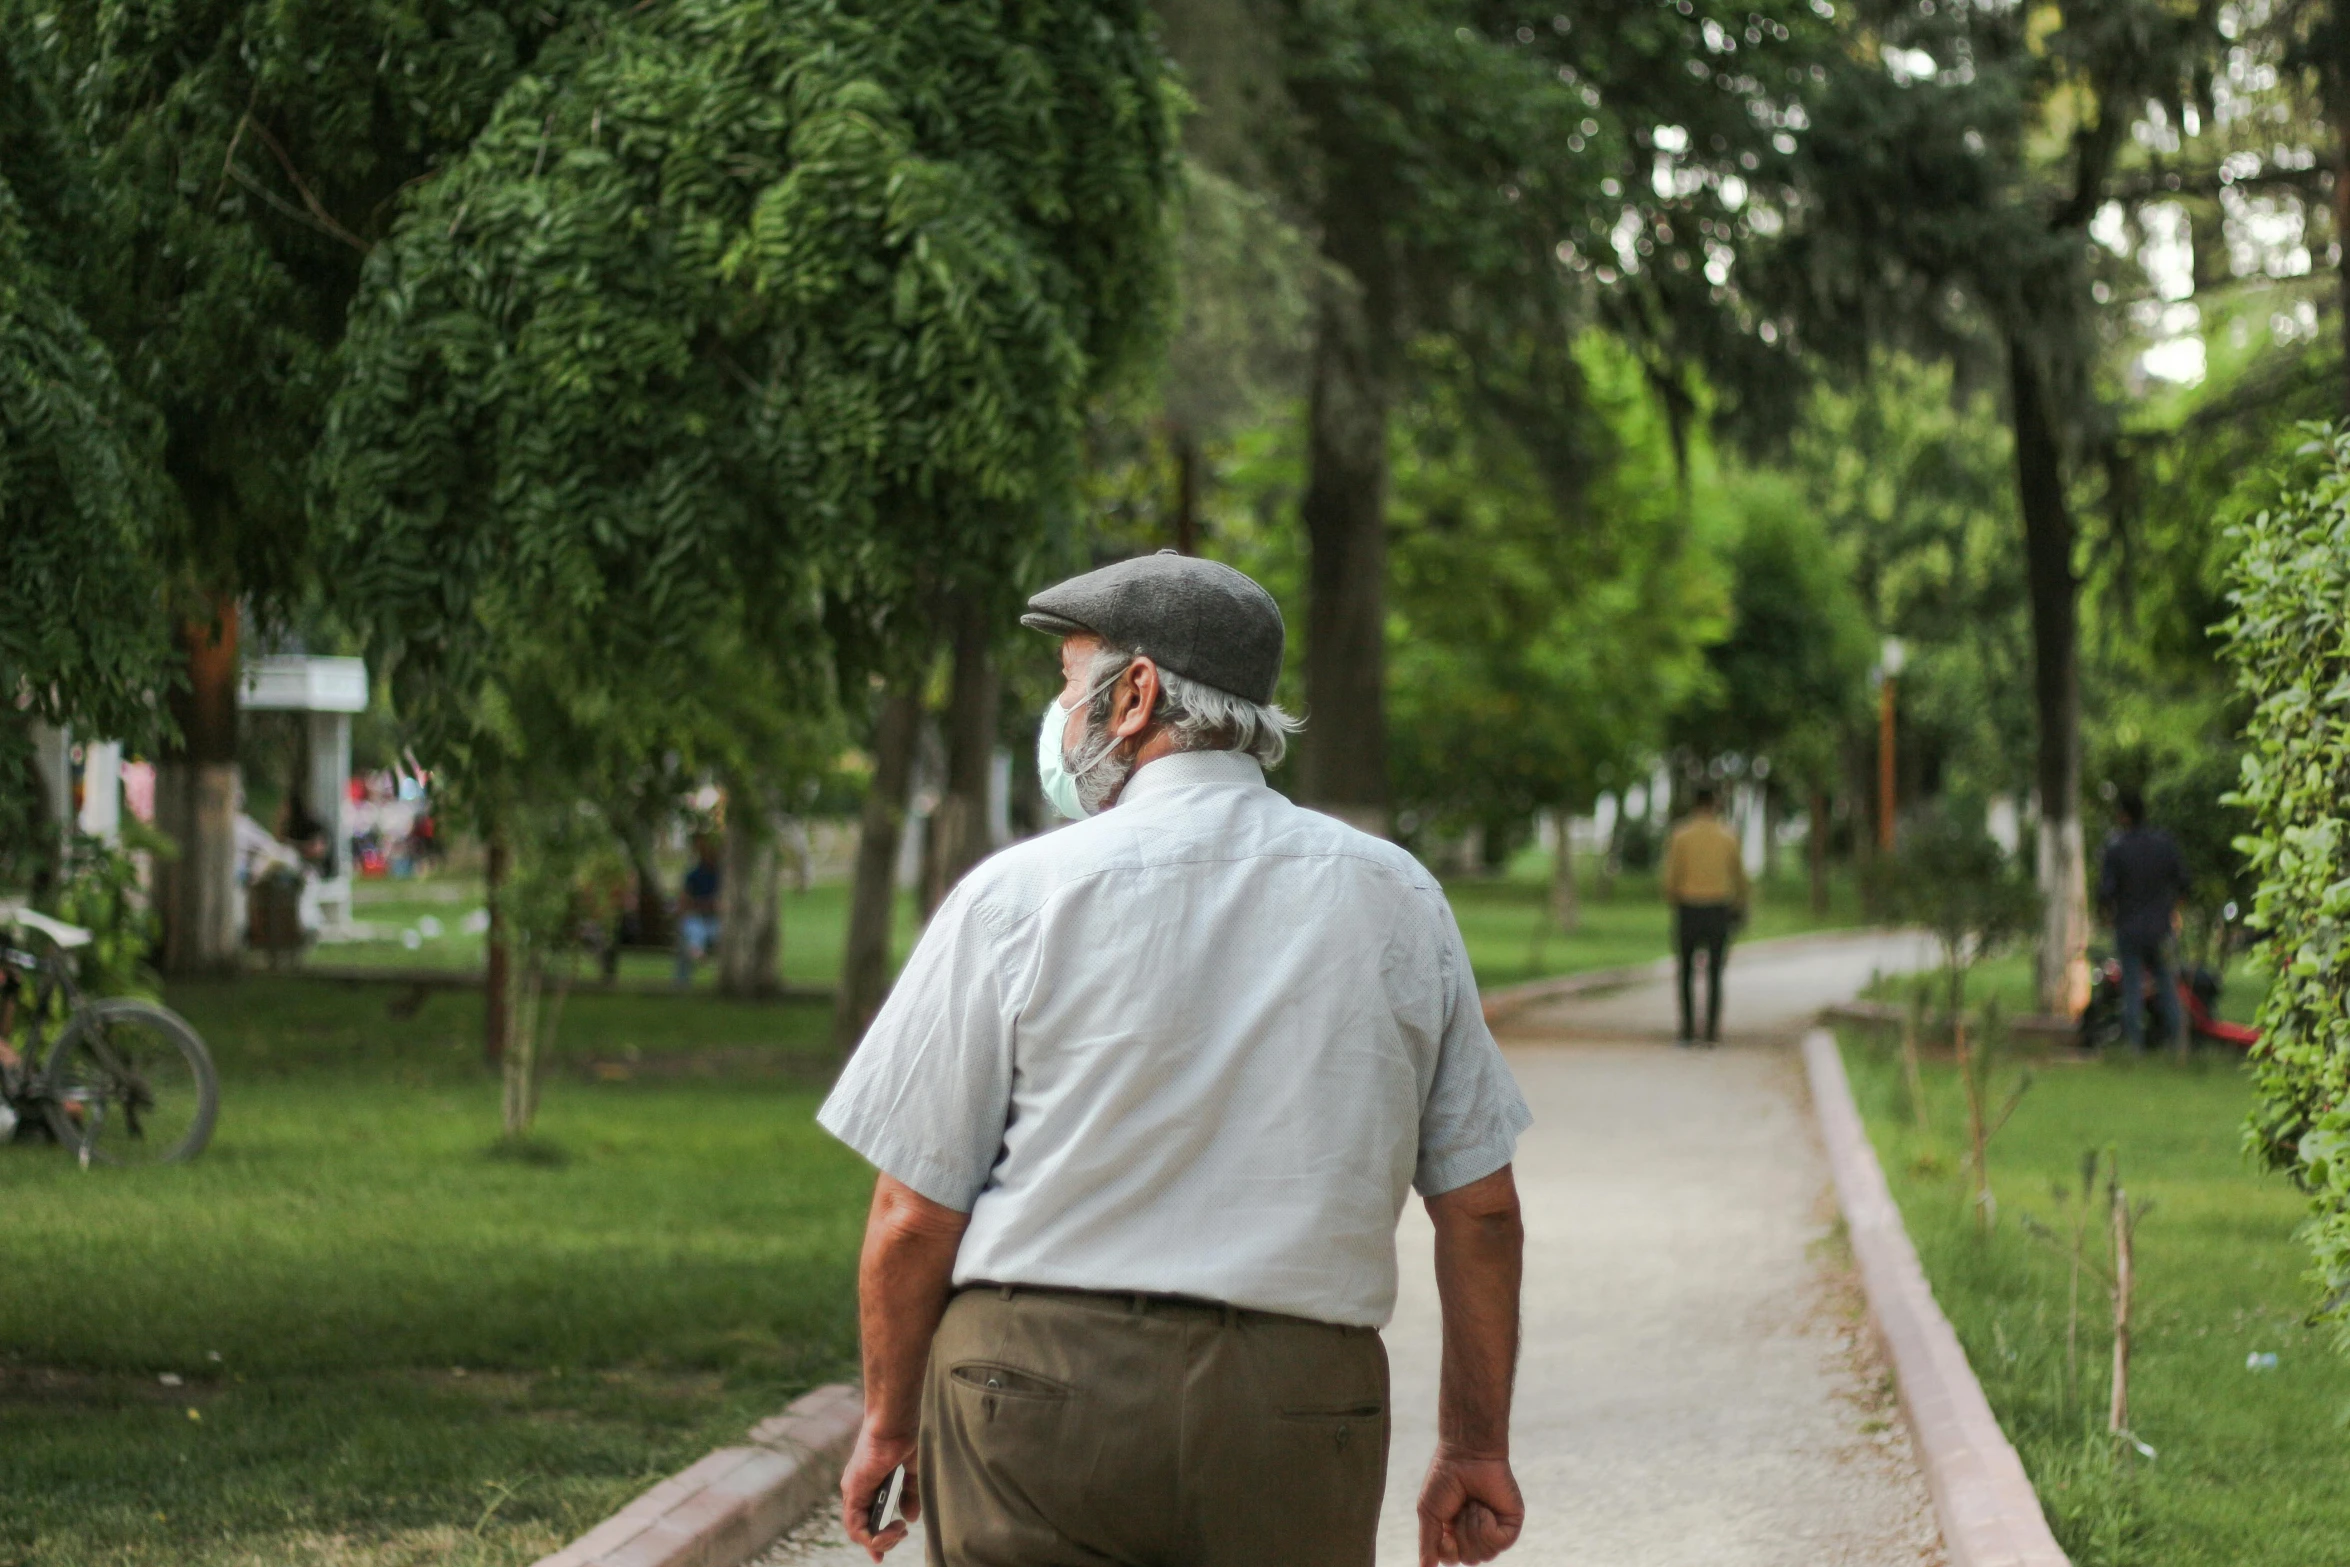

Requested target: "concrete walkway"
[
  {"left": 1377, "top": 928, "right": 1943, "bottom": 1566},
  {"left": 765, "top": 929, "right": 1943, "bottom": 1567}
]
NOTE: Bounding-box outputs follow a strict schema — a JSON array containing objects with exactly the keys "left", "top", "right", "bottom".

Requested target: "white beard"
[{"left": 1067, "top": 712, "right": 1138, "bottom": 815}]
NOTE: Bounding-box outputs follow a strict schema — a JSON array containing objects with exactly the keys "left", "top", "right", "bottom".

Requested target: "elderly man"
[{"left": 820, "top": 552, "right": 1532, "bottom": 1567}]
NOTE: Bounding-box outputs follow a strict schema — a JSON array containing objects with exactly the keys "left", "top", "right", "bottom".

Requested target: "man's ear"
[{"left": 1112, "top": 657, "right": 1161, "bottom": 739}]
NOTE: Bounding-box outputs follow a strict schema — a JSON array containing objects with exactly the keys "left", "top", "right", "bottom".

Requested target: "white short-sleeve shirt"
[{"left": 817, "top": 749, "right": 1531, "bottom": 1328}]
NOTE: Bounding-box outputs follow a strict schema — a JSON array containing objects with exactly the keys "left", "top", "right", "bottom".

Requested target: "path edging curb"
[
  {"left": 532, "top": 1383, "right": 863, "bottom": 1567},
  {"left": 1801, "top": 1029, "right": 2071, "bottom": 1567}
]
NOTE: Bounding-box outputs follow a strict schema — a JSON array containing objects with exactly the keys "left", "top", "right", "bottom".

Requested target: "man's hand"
[
  {"left": 1421, "top": 1165, "right": 1524, "bottom": 1567},
  {"left": 1418, "top": 1447, "right": 1525, "bottom": 1566},
  {"left": 839, "top": 1423, "right": 919, "bottom": 1562},
  {"left": 840, "top": 1174, "right": 969, "bottom": 1561}
]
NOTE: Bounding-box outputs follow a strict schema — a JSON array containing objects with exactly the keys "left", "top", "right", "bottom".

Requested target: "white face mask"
[{"left": 1035, "top": 664, "right": 1128, "bottom": 819}]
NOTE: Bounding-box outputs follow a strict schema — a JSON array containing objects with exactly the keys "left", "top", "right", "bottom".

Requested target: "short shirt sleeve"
[
  {"left": 1413, "top": 894, "right": 1533, "bottom": 1196},
  {"left": 817, "top": 881, "right": 1024, "bottom": 1211}
]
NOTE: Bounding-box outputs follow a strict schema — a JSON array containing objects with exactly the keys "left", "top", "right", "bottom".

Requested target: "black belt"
[{"left": 965, "top": 1281, "right": 1368, "bottom": 1333}]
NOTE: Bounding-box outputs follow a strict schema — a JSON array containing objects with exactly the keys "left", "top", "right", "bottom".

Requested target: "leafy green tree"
[
  {"left": 2228, "top": 0, "right": 2350, "bottom": 415},
  {"left": 15, "top": 0, "right": 597, "bottom": 969},
  {"left": 1671, "top": 470, "right": 1872, "bottom": 907},
  {"left": 1386, "top": 334, "right": 1725, "bottom": 918},
  {"left": 1145, "top": 0, "right": 1835, "bottom": 832},
  {"left": 321, "top": 0, "right": 1181, "bottom": 1077},
  {"left": 1784, "top": 354, "right": 2036, "bottom": 862},
  {"left": 0, "top": 24, "right": 168, "bottom": 884},
  {"left": 2222, "top": 423, "right": 2350, "bottom": 1353},
  {"left": 1775, "top": 0, "right": 2231, "bottom": 1011}
]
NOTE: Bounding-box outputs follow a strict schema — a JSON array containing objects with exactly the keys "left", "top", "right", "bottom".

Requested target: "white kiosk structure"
[
  {"left": 29, "top": 725, "right": 124, "bottom": 841},
  {"left": 238, "top": 655, "right": 369, "bottom": 933}
]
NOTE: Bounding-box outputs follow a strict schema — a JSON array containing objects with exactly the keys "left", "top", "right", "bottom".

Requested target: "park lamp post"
[{"left": 1878, "top": 636, "right": 1906, "bottom": 853}]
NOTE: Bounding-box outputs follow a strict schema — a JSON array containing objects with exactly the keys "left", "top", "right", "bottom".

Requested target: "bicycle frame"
[{"left": 0, "top": 907, "right": 90, "bottom": 1113}]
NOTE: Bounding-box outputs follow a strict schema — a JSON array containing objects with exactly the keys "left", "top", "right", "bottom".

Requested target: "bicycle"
[{"left": 0, "top": 900, "right": 218, "bottom": 1166}]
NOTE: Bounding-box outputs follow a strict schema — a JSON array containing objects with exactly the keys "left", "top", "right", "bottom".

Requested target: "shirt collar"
[{"left": 1117, "top": 748, "right": 1266, "bottom": 807}]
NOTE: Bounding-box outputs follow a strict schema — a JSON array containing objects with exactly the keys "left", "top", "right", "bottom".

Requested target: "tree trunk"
[
  {"left": 1847, "top": 735, "right": 1880, "bottom": 914},
  {"left": 2108, "top": 1171, "right": 2133, "bottom": 1436},
  {"left": 717, "top": 783, "right": 782, "bottom": 997},
  {"left": 1298, "top": 269, "right": 1391, "bottom": 835},
  {"left": 2008, "top": 339, "right": 2091, "bottom": 1018},
  {"left": 1171, "top": 424, "right": 1202, "bottom": 555},
  {"left": 1958, "top": 1016, "right": 1992, "bottom": 1231},
  {"left": 500, "top": 948, "right": 541, "bottom": 1140},
  {"left": 924, "top": 603, "right": 1000, "bottom": 918},
  {"left": 156, "top": 598, "right": 240, "bottom": 976},
  {"left": 619, "top": 817, "right": 669, "bottom": 951},
  {"left": 484, "top": 833, "right": 509, "bottom": 1065},
  {"left": 833, "top": 688, "right": 922, "bottom": 1055},
  {"left": 1548, "top": 813, "right": 1581, "bottom": 932},
  {"left": 1807, "top": 789, "right": 1831, "bottom": 917},
  {"left": 500, "top": 947, "right": 571, "bottom": 1143}
]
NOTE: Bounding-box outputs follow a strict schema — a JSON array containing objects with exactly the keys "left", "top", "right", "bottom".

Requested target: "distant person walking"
[
  {"left": 673, "top": 835, "right": 722, "bottom": 988},
  {"left": 2097, "top": 787, "right": 2190, "bottom": 1054},
  {"left": 1661, "top": 788, "right": 1749, "bottom": 1045},
  {"left": 821, "top": 552, "right": 1533, "bottom": 1567}
]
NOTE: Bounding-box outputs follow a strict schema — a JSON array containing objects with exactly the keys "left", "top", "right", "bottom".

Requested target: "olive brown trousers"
[{"left": 919, "top": 1284, "right": 1389, "bottom": 1566}]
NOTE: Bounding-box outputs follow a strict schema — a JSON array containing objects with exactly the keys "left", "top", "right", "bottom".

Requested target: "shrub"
[
  {"left": 2220, "top": 424, "right": 2350, "bottom": 1347},
  {"left": 1872, "top": 800, "right": 2041, "bottom": 1022},
  {"left": 43, "top": 827, "right": 167, "bottom": 999}
]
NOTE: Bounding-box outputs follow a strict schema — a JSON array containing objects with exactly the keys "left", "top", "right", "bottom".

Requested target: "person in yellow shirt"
[{"left": 1661, "top": 787, "right": 1749, "bottom": 1045}]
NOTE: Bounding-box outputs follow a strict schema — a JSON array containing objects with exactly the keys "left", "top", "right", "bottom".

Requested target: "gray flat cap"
[{"left": 1022, "top": 551, "right": 1284, "bottom": 703}]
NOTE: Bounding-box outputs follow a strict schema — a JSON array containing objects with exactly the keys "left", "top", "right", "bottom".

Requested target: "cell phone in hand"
[{"left": 865, "top": 1465, "right": 906, "bottom": 1537}]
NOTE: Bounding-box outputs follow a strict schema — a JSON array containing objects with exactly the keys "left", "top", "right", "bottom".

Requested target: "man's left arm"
[
  {"left": 1413, "top": 898, "right": 1534, "bottom": 1565},
  {"left": 841, "top": 1175, "right": 970, "bottom": 1561},
  {"left": 1420, "top": 1167, "right": 1525, "bottom": 1567}
]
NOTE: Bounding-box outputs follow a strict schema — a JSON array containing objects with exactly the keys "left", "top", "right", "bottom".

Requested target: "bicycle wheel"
[{"left": 42, "top": 998, "right": 218, "bottom": 1165}]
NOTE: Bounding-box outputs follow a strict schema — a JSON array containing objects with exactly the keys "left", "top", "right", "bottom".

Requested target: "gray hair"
[{"left": 1086, "top": 645, "right": 1302, "bottom": 768}]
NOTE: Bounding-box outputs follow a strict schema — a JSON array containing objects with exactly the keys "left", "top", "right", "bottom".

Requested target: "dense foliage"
[
  {"left": 2224, "top": 425, "right": 2350, "bottom": 1347},
  {"left": 0, "top": 23, "right": 170, "bottom": 878},
  {"left": 1385, "top": 336, "right": 1725, "bottom": 842},
  {"left": 323, "top": 0, "right": 1179, "bottom": 763},
  {"left": 0, "top": 183, "right": 167, "bottom": 745}
]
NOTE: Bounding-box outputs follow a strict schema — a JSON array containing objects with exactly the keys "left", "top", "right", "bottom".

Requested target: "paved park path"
[
  {"left": 765, "top": 929, "right": 1946, "bottom": 1567},
  {"left": 1375, "top": 928, "right": 1945, "bottom": 1567}
]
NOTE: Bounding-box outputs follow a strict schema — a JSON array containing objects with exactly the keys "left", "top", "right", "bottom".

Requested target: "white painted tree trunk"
[
  {"left": 155, "top": 762, "right": 240, "bottom": 972},
  {"left": 718, "top": 800, "right": 782, "bottom": 997},
  {"left": 1548, "top": 814, "right": 1581, "bottom": 932},
  {"left": 2036, "top": 812, "right": 2090, "bottom": 1016}
]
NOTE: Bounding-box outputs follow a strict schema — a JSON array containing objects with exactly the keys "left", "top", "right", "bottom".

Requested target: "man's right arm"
[
  {"left": 1419, "top": 1165, "right": 1526, "bottom": 1567},
  {"left": 816, "top": 885, "right": 1019, "bottom": 1560},
  {"left": 841, "top": 1175, "right": 970, "bottom": 1561}
]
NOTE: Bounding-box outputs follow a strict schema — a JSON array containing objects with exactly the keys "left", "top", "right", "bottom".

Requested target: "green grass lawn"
[
  {"left": 0, "top": 980, "right": 870, "bottom": 1567},
  {"left": 328, "top": 882, "right": 923, "bottom": 993},
  {"left": 1839, "top": 1031, "right": 2350, "bottom": 1566}
]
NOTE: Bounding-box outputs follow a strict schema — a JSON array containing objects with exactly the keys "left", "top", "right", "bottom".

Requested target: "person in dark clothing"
[
  {"left": 674, "top": 835, "right": 723, "bottom": 988},
  {"left": 2097, "top": 788, "right": 2191, "bottom": 1053},
  {"left": 1661, "top": 787, "right": 1749, "bottom": 1045}
]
